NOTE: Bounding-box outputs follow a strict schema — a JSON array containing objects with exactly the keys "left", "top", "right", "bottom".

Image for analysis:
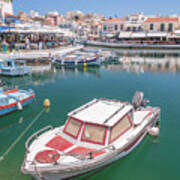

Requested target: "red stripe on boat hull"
[{"left": 0, "top": 94, "right": 35, "bottom": 109}]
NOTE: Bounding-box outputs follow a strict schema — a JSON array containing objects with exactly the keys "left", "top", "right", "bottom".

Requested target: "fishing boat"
[
  {"left": 0, "top": 59, "right": 31, "bottom": 76},
  {"left": 55, "top": 51, "right": 101, "bottom": 67},
  {"left": 21, "top": 92, "right": 160, "bottom": 180},
  {"left": 0, "top": 89, "right": 35, "bottom": 116}
]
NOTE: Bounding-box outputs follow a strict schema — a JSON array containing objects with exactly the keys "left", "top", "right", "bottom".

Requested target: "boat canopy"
[{"left": 68, "top": 99, "right": 133, "bottom": 127}]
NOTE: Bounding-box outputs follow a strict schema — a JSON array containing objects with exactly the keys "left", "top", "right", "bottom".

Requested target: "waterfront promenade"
[{"left": 0, "top": 45, "right": 83, "bottom": 60}]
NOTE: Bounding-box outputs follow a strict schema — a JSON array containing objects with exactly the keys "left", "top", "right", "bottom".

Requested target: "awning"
[
  {"left": 0, "top": 26, "right": 15, "bottom": 32},
  {"left": 131, "top": 32, "right": 146, "bottom": 38},
  {"left": 147, "top": 32, "right": 168, "bottom": 37},
  {"left": 118, "top": 32, "right": 131, "bottom": 38}
]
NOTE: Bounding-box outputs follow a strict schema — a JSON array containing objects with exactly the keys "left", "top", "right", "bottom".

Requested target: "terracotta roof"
[
  {"left": 5, "top": 12, "right": 19, "bottom": 18},
  {"left": 145, "top": 17, "right": 179, "bottom": 23},
  {"left": 105, "top": 18, "right": 125, "bottom": 23}
]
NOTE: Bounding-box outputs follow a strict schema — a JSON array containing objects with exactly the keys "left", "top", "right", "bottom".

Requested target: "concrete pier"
[
  {"left": 0, "top": 45, "right": 83, "bottom": 60},
  {"left": 85, "top": 40, "right": 180, "bottom": 50}
]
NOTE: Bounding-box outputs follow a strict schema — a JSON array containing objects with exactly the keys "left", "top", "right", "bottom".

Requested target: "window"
[
  {"left": 150, "top": 24, "right": 154, "bottom": 31},
  {"left": 103, "top": 25, "right": 107, "bottom": 31},
  {"left": 114, "top": 24, "right": 118, "bottom": 31},
  {"left": 160, "top": 23, "right": 165, "bottom": 32},
  {"left": 138, "top": 26, "right": 142, "bottom": 32},
  {"left": 132, "top": 27, "right": 136, "bottom": 32},
  {"left": 126, "top": 27, "right": 131, "bottom": 31},
  {"left": 120, "top": 24, "right": 124, "bottom": 31},
  {"left": 63, "top": 118, "right": 82, "bottom": 138},
  {"left": 168, "top": 23, "right": 173, "bottom": 32},
  {"left": 81, "top": 124, "right": 107, "bottom": 145},
  {"left": 109, "top": 115, "right": 132, "bottom": 144}
]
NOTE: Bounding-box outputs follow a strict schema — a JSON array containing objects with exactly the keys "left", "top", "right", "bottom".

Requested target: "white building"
[
  {"left": 66, "top": 10, "right": 84, "bottom": 20},
  {"left": 0, "top": 0, "right": 13, "bottom": 23},
  {"left": 102, "top": 18, "right": 125, "bottom": 34},
  {"left": 29, "top": 10, "right": 39, "bottom": 19},
  {"left": 0, "top": 0, "right": 13, "bottom": 16},
  {"left": 124, "top": 12, "right": 146, "bottom": 32}
]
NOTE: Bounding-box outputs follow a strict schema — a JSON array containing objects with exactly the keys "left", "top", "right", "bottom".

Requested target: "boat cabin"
[
  {"left": 0, "top": 59, "right": 27, "bottom": 68},
  {"left": 63, "top": 99, "right": 134, "bottom": 146},
  {"left": 0, "top": 59, "right": 15, "bottom": 68}
]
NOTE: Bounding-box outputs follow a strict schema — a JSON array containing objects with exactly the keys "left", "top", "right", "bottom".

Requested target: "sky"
[{"left": 13, "top": 0, "right": 180, "bottom": 17}]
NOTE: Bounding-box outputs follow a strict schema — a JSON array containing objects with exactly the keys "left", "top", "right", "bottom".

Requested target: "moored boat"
[
  {"left": 55, "top": 50, "right": 101, "bottom": 67},
  {"left": 0, "top": 59, "right": 31, "bottom": 76},
  {"left": 0, "top": 88, "right": 35, "bottom": 116},
  {"left": 21, "top": 92, "right": 160, "bottom": 180}
]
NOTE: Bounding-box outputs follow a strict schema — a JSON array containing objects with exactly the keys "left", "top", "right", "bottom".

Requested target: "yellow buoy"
[
  {"left": 53, "top": 68, "right": 56, "bottom": 73},
  {"left": 44, "top": 98, "right": 50, "bottom": 108},
  {"left": 83, "top": 62, "right": 87, "bottom": 67}
]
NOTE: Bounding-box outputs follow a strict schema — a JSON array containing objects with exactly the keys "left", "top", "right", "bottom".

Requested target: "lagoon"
[{"left": 0, "top": 52, "right": 180, "bottom": 180}]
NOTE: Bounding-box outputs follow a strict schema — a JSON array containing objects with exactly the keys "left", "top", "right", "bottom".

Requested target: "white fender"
[
  {"left": 148, "top": 127, "right": 159, "bottom": 136},
  {"left": 17, "top": 101, "right": 23, "bottom": 111}
]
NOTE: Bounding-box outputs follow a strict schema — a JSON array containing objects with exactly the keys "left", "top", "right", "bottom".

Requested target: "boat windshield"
[
  {"left": 63, "top": 118, "right": 82, "bottom": 139},
  {"left": 81, "top": 124, "right": 107, "bottom": 145},
  {"left": 109, "top": 115, "right": 132, "bottom": 144}
]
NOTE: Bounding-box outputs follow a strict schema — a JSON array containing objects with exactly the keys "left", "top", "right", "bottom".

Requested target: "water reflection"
[
  {"left": 103, "top": 55, "right": 180, "bottom": 74},
  {"left": 0, "top": 66, "right": 101, "bottom": 89},
  {"left": 1, "top": 54, "right": 179, "bottom": 90}
]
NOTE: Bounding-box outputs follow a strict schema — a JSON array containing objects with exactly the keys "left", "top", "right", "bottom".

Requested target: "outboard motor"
[{"left": 132, "top": 91, "right": 149, "bottom": 109}]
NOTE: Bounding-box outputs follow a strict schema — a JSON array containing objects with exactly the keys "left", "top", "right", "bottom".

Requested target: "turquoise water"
[{"left": 0, "top": 57, "right": 180, "bottom": 180}]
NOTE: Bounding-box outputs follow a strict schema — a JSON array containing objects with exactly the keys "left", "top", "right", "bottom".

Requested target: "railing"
[
  {"left": 25, "top": 125, "right": 53, "bottom": 152},
  {"left": 54, "top": 144, "right": 116, "bottom": 161}
]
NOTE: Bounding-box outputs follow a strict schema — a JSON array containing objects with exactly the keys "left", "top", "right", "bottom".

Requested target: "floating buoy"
[
  {"left": 53, "top": 68, "right": 56, "bottom": 73},
  {"left": 148, "top": 127, "right": 159, "bottom": 136},
  {"left": 44, "top": 99, "right": 50, "bottom": 108},
  {"left": 83, "top": 62, "right": 87, "bottom": 67}
]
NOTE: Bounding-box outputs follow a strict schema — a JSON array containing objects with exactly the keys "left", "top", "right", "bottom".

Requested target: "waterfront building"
[
  {"left": 143, "top": 16, "right": 180, "bottom": 33},
  {"left": 102, "top": 17, "right": 125, "bottom": 34},
  {"left": 29, "top": 10, "right": 39, "bottom": 19},
  {"left": 44, "top": 11, "right": 64, "bottom": 26},
  {"left": 0, "top": 0, "right": 13, "bottom": 23},
  {"left": 66, "top": 10, "right": 84, "bottom": 21},
  {"left": 102, "top": 13, "right": 146, "bottom": 35},
  {"left": 4, "top": 12, "right": 19, "bottom": 24},
  {"left": 124, "top": 12, "right": 146, "bottom": 32},
  {"left": 18, "top": 11, "right": 29, "bottom": 23}
]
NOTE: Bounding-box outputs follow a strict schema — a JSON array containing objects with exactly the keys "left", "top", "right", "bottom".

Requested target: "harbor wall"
[{"left": 85, "top": 40, "right": 180, "bottom": 50}]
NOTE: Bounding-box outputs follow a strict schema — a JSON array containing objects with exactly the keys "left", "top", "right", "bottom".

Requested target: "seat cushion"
[{"left": 46, "top": 135, "right": 73, "bottom": 151}]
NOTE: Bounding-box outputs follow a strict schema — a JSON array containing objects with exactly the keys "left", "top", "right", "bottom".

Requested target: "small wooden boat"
[
  {"left": 0, "top": 59, "right": 31, "bottom": 76},
  {"left": 55, "top": 51, "right": 101, "bottom": 67},
  {"left": 21, "top": 92, "right": 160, "bottom": 180},
  {"left": 0, "top": 89, "right": 35, "bottom": 116}
]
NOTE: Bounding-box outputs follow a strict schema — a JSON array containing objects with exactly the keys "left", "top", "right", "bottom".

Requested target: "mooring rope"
[{"left": 0, "top": 108, "right": 45, "bottom": 161}]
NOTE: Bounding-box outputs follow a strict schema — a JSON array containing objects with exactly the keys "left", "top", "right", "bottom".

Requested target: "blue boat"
[
  {"left": 0, "top": 89, "right": 35, "bottom": 116},
  {"left": 55, "top": 52, "right": 101, "bottom": 67},
  {"left": 0, "top": 59, "right": 31, "bottom": 76}
]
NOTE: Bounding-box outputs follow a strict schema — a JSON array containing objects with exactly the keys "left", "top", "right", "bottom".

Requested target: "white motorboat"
[
  {"left": 21, "top": 92, "right": 160, "bottom": 180},
  {"left": 0, "top": 59, "right": 31, "bottom": 76}
]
